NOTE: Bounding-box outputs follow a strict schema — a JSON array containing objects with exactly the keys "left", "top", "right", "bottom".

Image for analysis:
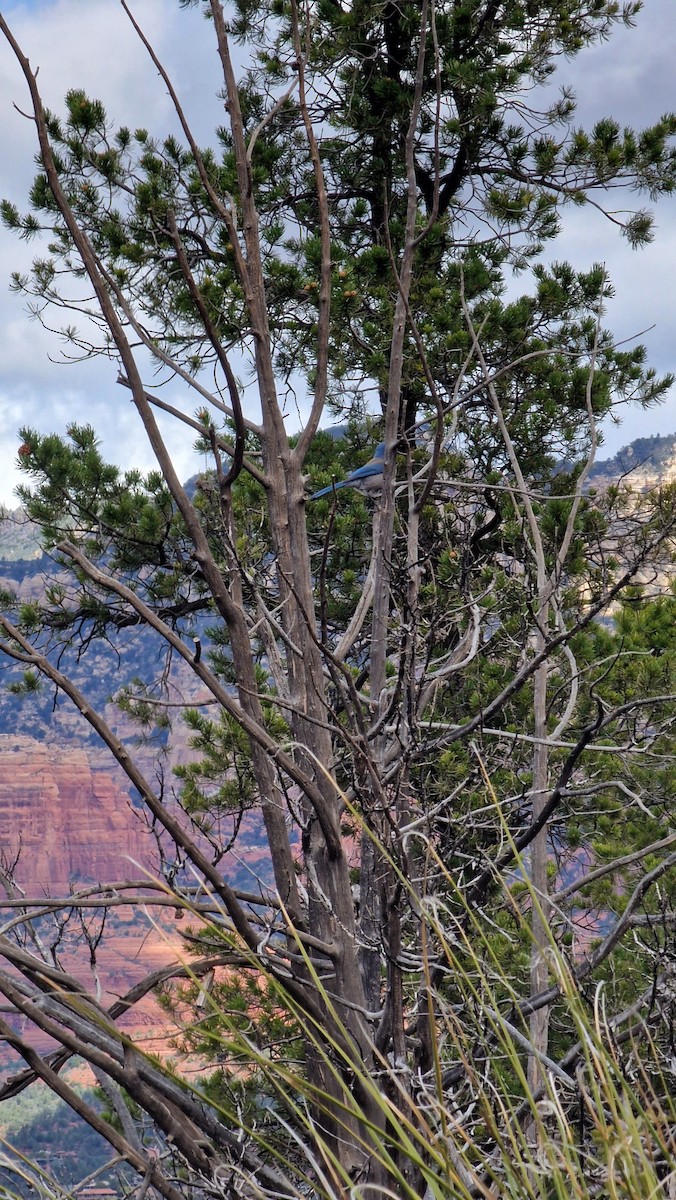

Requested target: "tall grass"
[
  {"left": 3, "top": 833, "right": 674, "bottom": 1198},
  {"left": 156, "top": 822, "right": 676, "bottom": 1200}
]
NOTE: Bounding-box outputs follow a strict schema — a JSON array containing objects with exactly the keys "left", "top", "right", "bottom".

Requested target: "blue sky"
[{"left": 0, "top": 0, "right": 676, "bottom": 506}]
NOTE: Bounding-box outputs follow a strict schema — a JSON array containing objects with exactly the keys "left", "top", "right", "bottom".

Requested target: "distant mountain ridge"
[
  {"left": 0, "top": 508, "right": 43, "bottom": 564},
  {"left": 589, "top": 431, "right": 676, "bottom": 488}
]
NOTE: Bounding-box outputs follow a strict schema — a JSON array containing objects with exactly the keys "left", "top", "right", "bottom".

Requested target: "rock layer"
[
  {"left": 0, "top": 735, "right": 151, "bottom": 890},
  {"left": 0, "top": 735, "right": 185, "bottom": 1064}
]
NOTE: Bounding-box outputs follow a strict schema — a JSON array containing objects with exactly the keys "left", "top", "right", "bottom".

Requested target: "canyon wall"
[{"left": 0, "top": 736, "right": 152, "bottom": 890}]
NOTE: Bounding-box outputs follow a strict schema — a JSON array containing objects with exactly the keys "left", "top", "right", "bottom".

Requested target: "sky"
[{"left": 0, "top": 0, "right": 676, "bottom": 507}]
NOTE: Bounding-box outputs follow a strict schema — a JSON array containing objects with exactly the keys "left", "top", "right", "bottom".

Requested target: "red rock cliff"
[
  {"left": 0, "top": 735, "right": 186, "bottom": 1063},
  {"left": 0, "top": 735, "right": 153, "bottom": 890}
]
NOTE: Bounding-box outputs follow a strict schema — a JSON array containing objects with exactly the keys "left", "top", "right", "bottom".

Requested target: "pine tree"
[{"left": 0, "top": 2, "right": 676, "bottom": 1195}]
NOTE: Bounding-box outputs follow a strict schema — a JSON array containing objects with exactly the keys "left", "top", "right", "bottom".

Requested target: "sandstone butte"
[{"left": 0, "top": 735, "right": 187, "bottom": 1064}]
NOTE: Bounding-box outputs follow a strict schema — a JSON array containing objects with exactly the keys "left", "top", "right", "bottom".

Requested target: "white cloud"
[{"left": 0, "top": 0, "right": 226, "bottom": 506}]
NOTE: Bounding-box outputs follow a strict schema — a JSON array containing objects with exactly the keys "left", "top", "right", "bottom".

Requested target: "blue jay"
[{"left": 307, "top": 442, "right": 386, "bottom": 501}]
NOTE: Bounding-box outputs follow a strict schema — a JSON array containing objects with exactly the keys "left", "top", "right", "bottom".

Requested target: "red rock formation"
[
  {"left": 0, "top": 735, "right": 153, "bottom": 890},
  {"left": 0, "top": 735, "right": 187, "bottom": 1066}
]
